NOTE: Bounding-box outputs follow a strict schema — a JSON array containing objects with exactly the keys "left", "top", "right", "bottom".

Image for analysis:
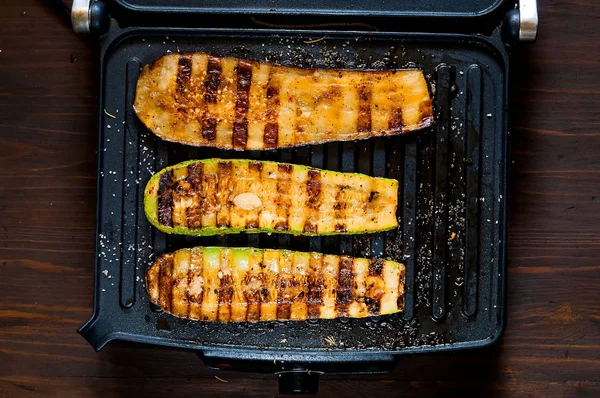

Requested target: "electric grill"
[{"left": 73, "top": 0, "right": 538, "bottom": 393}]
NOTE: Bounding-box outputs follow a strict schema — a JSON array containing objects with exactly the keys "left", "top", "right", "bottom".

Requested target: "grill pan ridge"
[{"left": 79, "top": 27, "right": 508, "bottom": 369}]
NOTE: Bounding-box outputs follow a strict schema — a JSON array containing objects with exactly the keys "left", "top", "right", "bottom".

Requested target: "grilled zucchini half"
[
  {"left": 146, "top": 247, "right": 405, "bottom": 322},
  {"left": 134, "top": 52, "right": 433, "bottom": 150},
  {"left": 144, "top": 159, "right": 399, "bottom": 236}
]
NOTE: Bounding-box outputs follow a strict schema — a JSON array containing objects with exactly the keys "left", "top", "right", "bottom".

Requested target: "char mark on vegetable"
[
  {"left": 201, "top": 116, "right": 217, "bottom": 141},
  {"left": 204, "top": 56, "right": 221, "bottom": 104},
  {"left": 357, "top": 85, "right": 372, "bottom": 133},
  {"left": 307, "top": 256, "right": 324, "bottom": 319},
  {"left": 176, "top": 55, "right": 193, "bottom": 98},
  {"left": 232, "top": 62, "right": 252, "bottom": 149},
  {"left": 263, "top": 76, "right": 280, "bottom": 148},
  {"left": 158, "top": 171, "right": 175, "bottom": 227},
  {"left": 336, "top": 258, "right": 354, "bottom": 316}
]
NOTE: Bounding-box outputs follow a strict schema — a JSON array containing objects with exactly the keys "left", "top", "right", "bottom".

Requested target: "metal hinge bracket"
[
  {"left": 71, "top": 0, "right": 109, "bottom": 36},
  {"left": 519, "top": 0, "right": 539, "bottom": 41}
]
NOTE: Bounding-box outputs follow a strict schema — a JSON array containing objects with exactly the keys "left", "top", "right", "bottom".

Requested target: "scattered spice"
[
  {"left": 450, "top": 232, "right": 457, "bottom": 241},
  {"left": 324, "top": 336, "right": 337, "bottom": 346}
]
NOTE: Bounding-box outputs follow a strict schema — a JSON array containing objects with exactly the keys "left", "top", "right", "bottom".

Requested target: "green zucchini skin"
[
  {"left": 146, "top": 246, "right": 406, "bottom": 322},
  {"left": 145, "top": 159, "right": 398, "bottom": 237}
]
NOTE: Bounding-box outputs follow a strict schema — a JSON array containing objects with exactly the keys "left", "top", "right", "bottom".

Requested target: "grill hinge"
[
  {"left": 71, "top": 0, "right": 110, "bottom": 36},
  {"left": 519, "top": 0, "right": 539, "bottom": 41}
]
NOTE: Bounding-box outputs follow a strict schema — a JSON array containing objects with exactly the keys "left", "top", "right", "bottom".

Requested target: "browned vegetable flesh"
[
  {"left": 146, "top": 247, "right": 405, "bottom": 322},
  {"left": 144, "top": 159, "right": 399, "bottom": 236},
  {"left": 134, "top": 52, "right": 433, "bottom": 150}
]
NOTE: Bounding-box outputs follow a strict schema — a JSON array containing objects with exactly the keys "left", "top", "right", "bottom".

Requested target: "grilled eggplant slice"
[
  {"left": 146, "top": 247, "right": 405, "bottom": 322},
  {"left": 144, "top": 159, "right": 398, "bottom": 236},
  {"left": 134, "top": 52, "right": 433, "bottom": 150}
]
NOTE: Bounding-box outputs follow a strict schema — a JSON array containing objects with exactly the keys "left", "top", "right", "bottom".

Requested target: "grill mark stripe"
[
  {"left": 201, "top": 57, "right": 221, "bottom": 141},
  {"left": 307, "top": 254, "right": 324, "bottom": 319},
  {"left": 263, "top": 74, "right": 280, "bottom": 148},
  {"left": 201, "top": 164, "right": 218, "bottom": 228},
  {"left": 264, "top": 123, "right": 279, "bottom": 148},
  {"left": 201, "top": 116, "right": 217, "bottom": 141},
  {"left": 176, "top": 55, "right": 193, "bottom": 98},
  {"left": 369, "top": 258, "right": 384, "bottom": 277},
  {"left": 232, "top": 62, "right": 252, "bottom": 149},
  {"left": 248, "top": 162, "right": 263, "bottom": 173},
  {"left": 357, "top": 85, "right": 372, "bottom": 133},
  {"left": 303, "top": 169, "right": 322, "bottom": 234},
  {"left": 365, "top": 259, "right": 383, "bottom": 315},
  {"left": 218, "top": 275, "right": 234, "bottom": 322},
  {"left": 245, "top": 162, "right": 263, "bottom": 229},
  {"left": 204, "top": 56, "right": 221, "bottom": 104},
  {"left": 336, "top": 257, "right": 354, "bottom": 317},
  {"left": 333, "top": 184, "right": 348, "bottom": 233},
  {"left": 274, "top": 164, "right": 292, "bottom": 231},
  {"left": 242, "top": 276, "right": 255, "bottom": 321},
  {"left": 388, "top": 107, "right": 404, "bottom": 131},
  {"left": 185, "top": 163, "right": 203, "bottom": 229},
  {"left": 193, "top": 163, "right": 204, "bottom": 228},
  {"left": 187, "top": 163, "right": 203, "bottom": 187},
  {"left": 216, "top": 162, "right": 233, "bottom": 228},
  {"left": 158, "top": 171, "right": 174, "bottom": 227},
  {"left": 276, "top": 280, "right": 292, "bottom": 320}
]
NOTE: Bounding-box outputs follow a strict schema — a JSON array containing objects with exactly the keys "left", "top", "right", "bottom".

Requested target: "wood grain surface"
[{"left": 0, "top": 0, "right": 599, "bottom": 396}]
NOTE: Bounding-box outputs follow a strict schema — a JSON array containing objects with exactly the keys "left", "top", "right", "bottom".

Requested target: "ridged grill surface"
[{"left": 80, "top": 29, "right": 508, "bottom": 359}]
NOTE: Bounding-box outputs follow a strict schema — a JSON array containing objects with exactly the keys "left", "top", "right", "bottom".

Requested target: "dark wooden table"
[{"left": 1, "top": 1, "right": 599, "bottom": 396}]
